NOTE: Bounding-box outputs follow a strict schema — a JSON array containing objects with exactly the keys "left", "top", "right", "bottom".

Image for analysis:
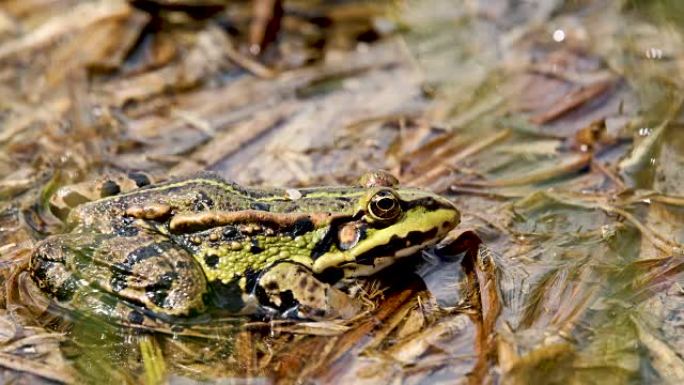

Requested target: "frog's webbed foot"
[
  {"left": 31, "top": 232, "right": 207, "bottom": 324},
  {"left": 255, "top": 262, "right": 361, "bottom": 320}
]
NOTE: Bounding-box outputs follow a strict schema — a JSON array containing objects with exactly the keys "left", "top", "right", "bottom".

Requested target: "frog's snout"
[{"left": 434, "top": 196, "right": 460, "bottom": 236}]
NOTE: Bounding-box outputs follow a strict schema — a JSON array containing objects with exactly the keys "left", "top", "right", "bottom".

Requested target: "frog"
[{"left": 29, "top": 170, "right": 460, "bottom": 332}]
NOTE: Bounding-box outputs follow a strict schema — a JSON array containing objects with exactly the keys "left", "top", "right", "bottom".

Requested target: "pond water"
[{"left": 1, "top": 0, "right": 684, "bottom": 384}]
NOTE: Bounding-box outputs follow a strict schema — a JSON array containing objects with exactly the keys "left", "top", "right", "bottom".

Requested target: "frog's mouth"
[
  {"left": 311, "top": 206, "right": 459, "bottom": 277},
  {"left": 335, "top": 227, "right": 445, "bottom": 277}
]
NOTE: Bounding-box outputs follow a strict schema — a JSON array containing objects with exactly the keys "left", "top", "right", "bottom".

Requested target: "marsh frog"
[{"left": 30, "top": 171, "right": 459, "bottom": 331}]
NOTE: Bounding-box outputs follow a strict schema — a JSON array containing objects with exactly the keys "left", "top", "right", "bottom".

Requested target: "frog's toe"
[{"left": 278, "top": 290, "right": 360, "bottom": 321}]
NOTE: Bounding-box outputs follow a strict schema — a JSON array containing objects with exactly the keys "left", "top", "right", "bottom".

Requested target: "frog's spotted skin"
[
  {"left": 49, "top": 172, "right": 154, "bottom": 220},
  {"left": 32, "top": 233, "right": 206, "bottom": 315},
  {"left": 30, "top": 171, "right": 460, "bottom": 330}
]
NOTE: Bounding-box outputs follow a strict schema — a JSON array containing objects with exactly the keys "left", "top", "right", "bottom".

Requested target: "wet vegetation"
[{"left": 1, "top": 0, "right": 684, "bottom": 384}]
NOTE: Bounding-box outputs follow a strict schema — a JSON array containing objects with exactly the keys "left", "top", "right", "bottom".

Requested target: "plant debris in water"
[{"left": 1, "top": 0, "right": 684, "bottom": 384}]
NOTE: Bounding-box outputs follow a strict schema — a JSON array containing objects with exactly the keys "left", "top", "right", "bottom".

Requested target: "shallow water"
[{"left": 1, "top": 0, "right": 684, "bottom": 384}]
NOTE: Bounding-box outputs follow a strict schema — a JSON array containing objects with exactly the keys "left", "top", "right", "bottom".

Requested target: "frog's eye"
[{"left": 367, "top": 189, "right": 402, "bottom": 221}]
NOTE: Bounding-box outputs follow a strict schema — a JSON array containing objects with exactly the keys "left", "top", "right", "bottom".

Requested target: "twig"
[
  {"left": 456, "top": 153, "right": 591, "bottom": 188},
  {"left": 409, "top": 128, "right": 511, "bottom": 187},
  {"left": 0, "top": 351, "right": 75, "bottom": 383}
]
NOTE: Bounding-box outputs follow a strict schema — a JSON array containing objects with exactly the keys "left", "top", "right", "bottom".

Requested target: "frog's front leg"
[
  {"left": 254, "top": 262, "right": 361, "bottom": 320},
  {"left": 30, "top": 232, "right": 207, "bottom": 323}
]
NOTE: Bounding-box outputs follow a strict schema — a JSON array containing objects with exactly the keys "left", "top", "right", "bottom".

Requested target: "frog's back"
[{"left": 65, "top": 173, "right": 360, "bottom": 233}]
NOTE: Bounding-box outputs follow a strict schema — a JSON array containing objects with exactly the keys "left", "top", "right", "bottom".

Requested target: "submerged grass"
[
  {"left": 140, "top": 336, "right": 166, "bottom": 385},
  {"left": 0, "top": 0, "right": 684, "bottom": 384}
]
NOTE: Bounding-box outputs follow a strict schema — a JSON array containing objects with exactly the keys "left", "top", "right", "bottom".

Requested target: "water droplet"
[
  {"left": 553, "top": 29, "right": 566, "bottom": 42},
  {"left": 638, "top": 127, "right": 652, "bottom": 136},
  {"left": 645, "top": 47, "right": 663, "bottom": 60}
]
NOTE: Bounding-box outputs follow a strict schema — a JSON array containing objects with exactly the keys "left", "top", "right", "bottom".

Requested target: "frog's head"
[{"left": 311, "top": 172, "right": 460, "bottom": 277}]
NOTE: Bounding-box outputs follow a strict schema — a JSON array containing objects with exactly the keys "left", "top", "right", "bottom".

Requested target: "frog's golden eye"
[{"left": 368, "top": 189, "right": 402, "bottom": 221}]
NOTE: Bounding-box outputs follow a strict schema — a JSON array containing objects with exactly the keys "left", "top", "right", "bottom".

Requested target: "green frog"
[{"left": 30, "top": 171, "right": 460, "bottom": 331}]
